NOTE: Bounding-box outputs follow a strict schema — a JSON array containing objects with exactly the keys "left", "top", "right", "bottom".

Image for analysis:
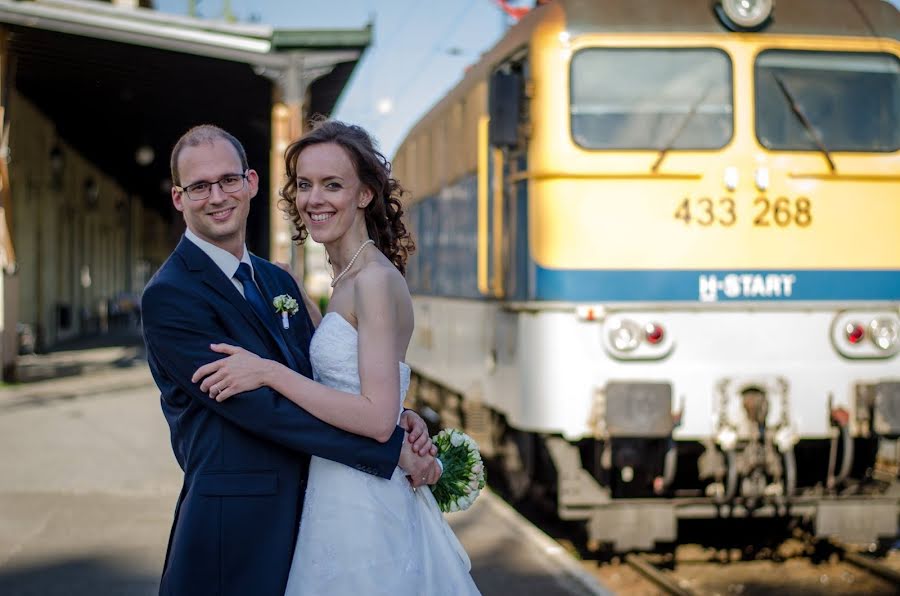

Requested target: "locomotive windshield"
[
  {"left": 755, "top": 51, "right": 900, "bottom": 153},
  {"left": 569, "top": 48, "right": 733, "bottom": 150}
]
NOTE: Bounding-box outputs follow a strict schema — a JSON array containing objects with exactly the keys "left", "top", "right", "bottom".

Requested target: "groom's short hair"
[{"left": 170, "top": 125, "right": 249, "bottom": 186}]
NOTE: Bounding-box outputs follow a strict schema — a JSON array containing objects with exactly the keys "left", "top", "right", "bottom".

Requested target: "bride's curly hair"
[{"left": 278, "top": 118, "right": 415, "bottom": 275}]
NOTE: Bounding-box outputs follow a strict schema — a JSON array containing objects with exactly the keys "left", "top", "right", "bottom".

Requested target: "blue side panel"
[
  {"left": 534, "top": 267, "right": 900, "bottom": 302},
  {"left": 406, "top": 161, "right": 532, "bottom": 299},
  {"left": 407, "top": 175, "right": 481, "bottom": 298}
]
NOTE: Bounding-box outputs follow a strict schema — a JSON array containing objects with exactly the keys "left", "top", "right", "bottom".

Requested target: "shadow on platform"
[
  {"left": 12, "top": 326, "right": 146, "bottom": 384},
  {"left": 0, "top": 555, "right": 160, "bottom": 596}
]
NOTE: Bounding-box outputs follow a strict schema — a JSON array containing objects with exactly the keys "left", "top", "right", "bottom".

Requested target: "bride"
[{"left": 191, "top": 119, "right": 481, "bottom": 595}]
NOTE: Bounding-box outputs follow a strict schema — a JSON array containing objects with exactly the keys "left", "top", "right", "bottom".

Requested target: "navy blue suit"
[{"left": 142, "top": 237, "right": 403, "bottom": 596}]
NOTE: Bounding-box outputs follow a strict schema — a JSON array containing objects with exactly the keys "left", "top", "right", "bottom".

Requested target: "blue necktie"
[
  {"left": 233, "top": 262, "right": 299, "bottom": 371},
  {"left": 235, "top": 262, "right": 277, "bottom": 333}
]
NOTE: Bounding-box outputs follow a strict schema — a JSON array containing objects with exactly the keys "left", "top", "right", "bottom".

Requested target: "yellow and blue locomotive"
[{"left": 393, "top": 0, "right": 900, "bottom": 549}]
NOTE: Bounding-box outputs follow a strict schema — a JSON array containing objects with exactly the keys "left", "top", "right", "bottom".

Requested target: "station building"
[{"left": 0, "top": 0, "right": 369, "bottom": 375}]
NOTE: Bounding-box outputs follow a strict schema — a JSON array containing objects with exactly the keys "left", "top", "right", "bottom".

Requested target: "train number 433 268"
[{"left": 674, "top": 197, "right": 812, "bottom": 227}]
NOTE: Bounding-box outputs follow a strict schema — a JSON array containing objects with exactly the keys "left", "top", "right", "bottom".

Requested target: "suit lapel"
[
  {"left": 198, "top": 266, "right": 274, "bottom": 343},
  {"left": 250, "top": 257, "right": 302, "bottom": 372},
  {"left": 176, "top": 237, "right": 298, "bottom": 370}
]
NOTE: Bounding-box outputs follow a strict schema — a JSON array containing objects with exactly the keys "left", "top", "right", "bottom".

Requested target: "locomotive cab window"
[
  {"left": 755, "top": 50, "right": 900, "bottom": 153},
  {"left": 570, "top": 48, "right": 733, "bottom": 150}
]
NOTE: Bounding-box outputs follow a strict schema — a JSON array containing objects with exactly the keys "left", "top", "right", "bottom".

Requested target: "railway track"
[
  {"left": 483, "top": 457, "right": 900, "bottom": 596},
  {"left": 609, "top": 536, "right": 900, "bottom": 596},
  {"left": 815, "top": 537, "right": 900, "bottom": 588},
  {"left": 499, "top": 490, "right": 900, "bottom": 596}
]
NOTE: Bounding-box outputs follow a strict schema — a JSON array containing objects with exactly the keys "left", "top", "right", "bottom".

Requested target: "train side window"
[{"left": 489, "top": 68, "right": 523, "bottom": 148}]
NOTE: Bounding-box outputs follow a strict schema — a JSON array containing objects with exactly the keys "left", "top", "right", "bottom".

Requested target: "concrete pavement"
[{"left": 0, "top": 342, "right": 611, "bottom": 595}]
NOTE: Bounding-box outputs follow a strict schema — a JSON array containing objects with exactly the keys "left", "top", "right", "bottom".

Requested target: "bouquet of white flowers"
[{"left": 430, "top": 428, "right": 486, "bottom": 512}]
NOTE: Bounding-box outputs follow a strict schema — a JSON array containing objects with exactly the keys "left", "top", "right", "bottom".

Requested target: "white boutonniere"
[{"left": 273, "top": 294, "right": 300, "bottom": 329}]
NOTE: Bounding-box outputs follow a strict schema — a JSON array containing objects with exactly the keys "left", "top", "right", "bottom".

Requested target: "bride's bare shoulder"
[
  {"left": 355, "top": 260, "right": 407, "bottom": 294},
  {"left": 354, "top": 260, "right": 412, "bottom": 316}
]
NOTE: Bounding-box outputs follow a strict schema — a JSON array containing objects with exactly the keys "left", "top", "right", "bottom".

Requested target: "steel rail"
[
  {"left": 810, "top": 535, "right": 900, "bottom": 589},
  {"left": 841, "top": 549, "right": 900, "bottom": 587},
  {"left": 624, "top": 553, "right": 695, "bottom": 596}
]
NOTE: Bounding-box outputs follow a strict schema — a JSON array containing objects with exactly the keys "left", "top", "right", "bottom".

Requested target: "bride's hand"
[
  {"left": 399, "top": 437, "right": 439, "bottom": 488},
  {"left": 400, "top": 410, "right": 438, "bottom": 456},
  {"left": 192, "top": 343, "right": 272, "bottom": 402}
]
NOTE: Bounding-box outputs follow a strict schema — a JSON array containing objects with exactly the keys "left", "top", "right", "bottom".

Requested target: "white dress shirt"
[{"left": 184, "top": 229, "right": 254, "bottom": 297}]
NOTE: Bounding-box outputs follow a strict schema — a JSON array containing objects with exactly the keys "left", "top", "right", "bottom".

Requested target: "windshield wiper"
[
  {"left": 771, "top": 72, "right": 836, "bottom": 173},
  {"left": 651, "top": 85, "right": 713, "bottom": 173}
]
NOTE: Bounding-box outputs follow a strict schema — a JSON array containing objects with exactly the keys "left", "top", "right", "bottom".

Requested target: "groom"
[{"left": 142, "top": 125, "right": 440, "bottom": 596}]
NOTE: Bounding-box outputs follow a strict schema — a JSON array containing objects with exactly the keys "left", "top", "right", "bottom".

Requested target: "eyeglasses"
[{"left": 175, "top": 172, "right": 248, "bottom": 201}]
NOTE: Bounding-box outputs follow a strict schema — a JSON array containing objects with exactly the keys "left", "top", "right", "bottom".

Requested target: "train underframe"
[{"left": 411, "top": 374, "right": 900, "bottom": 551}]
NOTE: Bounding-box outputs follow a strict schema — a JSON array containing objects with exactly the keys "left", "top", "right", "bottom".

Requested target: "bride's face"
[{"left": 294, "top": 142, "right": 372, "bottom": 246}]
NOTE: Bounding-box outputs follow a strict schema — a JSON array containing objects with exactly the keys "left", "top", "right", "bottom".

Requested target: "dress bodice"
[{"left": 310, "top": 312, "right": 410, "bottom": 407}]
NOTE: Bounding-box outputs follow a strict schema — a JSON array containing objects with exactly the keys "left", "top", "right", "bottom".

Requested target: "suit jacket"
[{"left": 142, "top": 236, "right": 404, "bottom": 596}]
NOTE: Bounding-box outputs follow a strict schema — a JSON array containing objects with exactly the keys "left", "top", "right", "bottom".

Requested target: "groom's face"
[{"left": 172, "top": 139, "right": 258, "bottom": 253}]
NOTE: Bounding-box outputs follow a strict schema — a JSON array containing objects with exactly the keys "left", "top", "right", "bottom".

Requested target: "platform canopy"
[{"left": 0, "top": 0, "right": 371, "bottom": 251}]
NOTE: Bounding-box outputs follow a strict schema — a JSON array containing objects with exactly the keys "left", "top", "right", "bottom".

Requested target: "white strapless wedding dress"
[{"left": 284, "top": 312, "right": 481, "bottom": 596}]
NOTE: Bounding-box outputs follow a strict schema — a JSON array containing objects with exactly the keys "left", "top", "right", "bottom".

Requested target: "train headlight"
[
  {"left": 608, "top": 319, "right": 641, "bottom": 352},
  {"left": 833, "top": 313, "right": 900, "bottom": 359},
  {"left": 869, "top": 318, "right": 900, "bottom": 351},
  {"left": 603, "top": 315, "right": 675, "bottom": 360},
  {"left": 717, "top": 0, "right": 774, "bottom": 31}
]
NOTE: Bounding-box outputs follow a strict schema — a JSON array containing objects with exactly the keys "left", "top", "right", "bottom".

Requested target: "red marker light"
[
  {"left": 645, "top": 323, "right": 665, "bottom": 345},
  {"left": 845, "top": 322, "right": 865, "bottom": 344}
]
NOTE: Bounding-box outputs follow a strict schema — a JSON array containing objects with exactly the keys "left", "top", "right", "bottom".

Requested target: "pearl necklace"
[{"left": 330, "top": 239, "right": 374, "bottom": 288}]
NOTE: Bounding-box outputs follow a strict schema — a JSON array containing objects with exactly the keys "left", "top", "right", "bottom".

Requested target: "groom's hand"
[
  {"left": 399, "top": 433, "right": 438, "bottom": 488},
  {"left": 399, "top": 410, "right": 437, "bottom": 456}
]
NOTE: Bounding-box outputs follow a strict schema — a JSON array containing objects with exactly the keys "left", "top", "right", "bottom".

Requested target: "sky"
[{"left": 154, "top": 0, "right": 515, "bottom": 157}]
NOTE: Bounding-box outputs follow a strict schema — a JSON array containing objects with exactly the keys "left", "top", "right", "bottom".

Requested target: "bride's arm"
[{"left": 192, "top": 266, "right": 403, "bottom": 443}]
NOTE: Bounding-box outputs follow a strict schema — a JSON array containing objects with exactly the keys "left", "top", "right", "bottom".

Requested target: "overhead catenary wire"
[{"left": 369, "top": 0, "right": 480, "bottom": 139}]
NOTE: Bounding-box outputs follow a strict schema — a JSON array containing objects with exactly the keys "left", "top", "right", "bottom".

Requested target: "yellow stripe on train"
[{"left": 529, "top": 175, "right": 900, "bottom": 270}]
